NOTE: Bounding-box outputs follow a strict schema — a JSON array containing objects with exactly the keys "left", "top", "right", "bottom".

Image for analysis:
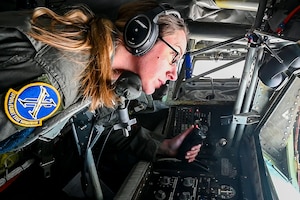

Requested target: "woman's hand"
[
  {"left": 158, "top": 125, "right": 202, "bottom": 162},
  {"left": 184, "top": 143, "right": 201, "bottom": 162}
]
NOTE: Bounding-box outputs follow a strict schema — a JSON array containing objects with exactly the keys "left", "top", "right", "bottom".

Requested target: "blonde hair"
[
  {"left": 29, "top": 5, "right": 115, "bottom": 110},
  {"left": 28, "top": 1, "right": 188, "bottom": 110}
]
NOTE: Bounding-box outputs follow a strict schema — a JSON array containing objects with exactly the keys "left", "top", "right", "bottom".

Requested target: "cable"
[
  {"left": 96, "top": 127, "right": 114, "bottom": 167},
  {"left": 283, "top": 5, "right": 300, "bottom": 24},
  {"left": 80, "top": 114, "right": 98, "bottom": 198},
  {"left": 276, "top": 5, "right": 300, "bottom": 34},
  {"left": 85, "top": 115, "right": 97, "bottom": 149}
]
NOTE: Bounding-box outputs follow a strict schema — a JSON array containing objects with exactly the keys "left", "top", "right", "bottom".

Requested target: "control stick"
[{"left": 177, "top": 125, "right": 207, "bottom": 161}]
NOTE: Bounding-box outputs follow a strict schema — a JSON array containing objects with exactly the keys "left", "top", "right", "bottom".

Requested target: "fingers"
[
  {"left": 179, "top": 126, "right": 202, "bottom": 162},
  {"left": 180, "top": 125, "right": 195, "bottom": 138},
  {"left": 185, "top": 144, "right": 201, "bottom": 163},
  {"left": 172, "top": 125, "right": 195, "bottom": 146}
]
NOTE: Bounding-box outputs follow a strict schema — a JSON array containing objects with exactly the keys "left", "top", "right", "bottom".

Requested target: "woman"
[{"left": 0, "top": 1, "right": 200, "bottom": 162}]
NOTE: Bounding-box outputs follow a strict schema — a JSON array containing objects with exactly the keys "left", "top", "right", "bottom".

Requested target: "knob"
[
  {"left": 160, "top": 176, "right": 171, "bottom": 186},
  {"left": 179, "top": 192, "right": 191, "bottom": 200},
  {"left": 155, "top": 190, "right": 166, "bottom": 200},
  {"left": 183, "top": 177, "right": 194, "bottom": 187}
]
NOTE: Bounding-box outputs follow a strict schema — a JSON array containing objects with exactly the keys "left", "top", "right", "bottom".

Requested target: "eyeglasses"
[{"left": 158, "top": 36, "right": 180, "bottom": 66}]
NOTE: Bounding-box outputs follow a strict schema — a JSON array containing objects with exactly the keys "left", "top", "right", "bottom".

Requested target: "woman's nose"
[{"left": 167, "top": 66, "right": 178, "bottom": 81}]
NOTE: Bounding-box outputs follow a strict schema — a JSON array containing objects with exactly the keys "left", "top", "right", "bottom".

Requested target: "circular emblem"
[{"left": 4, "top": 82, "right": 61, "bottom": 127}]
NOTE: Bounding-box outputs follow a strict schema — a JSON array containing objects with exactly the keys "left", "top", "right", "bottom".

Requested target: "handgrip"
[{"left": 177, "top": 127, "right": 206, "bottom": 161}]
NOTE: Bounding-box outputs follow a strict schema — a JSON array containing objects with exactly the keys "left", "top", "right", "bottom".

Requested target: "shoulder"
[
  {"left": 0, "top": 10, "right": 47, "bottom": 52},
  {"left": 0, "top": 10, "right": 33, "bottom": 31}
]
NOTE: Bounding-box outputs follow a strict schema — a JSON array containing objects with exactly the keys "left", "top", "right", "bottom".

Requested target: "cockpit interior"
[{"left": 1, "top": 0, "right": 300, "bottom": 199}]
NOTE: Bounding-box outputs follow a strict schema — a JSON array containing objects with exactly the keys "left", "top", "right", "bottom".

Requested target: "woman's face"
[{"left": 136, "top": 29, "right": 187, "bottom": 95}]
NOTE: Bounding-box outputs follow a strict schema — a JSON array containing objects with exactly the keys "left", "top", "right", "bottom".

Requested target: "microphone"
[
  {"left": 114, "top": 71, "right": 142, "bottom": 101},
  {"left": 113, "top": 71, "right": 142, "bottom": 136}
]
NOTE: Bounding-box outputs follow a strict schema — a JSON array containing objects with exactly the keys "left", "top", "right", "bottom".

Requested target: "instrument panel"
[
  {"left": 138, "top": 159, "right": 239, "bottom": 200},
  {"left": 115, "top": 105, "right": 264, "bottom": 200}
]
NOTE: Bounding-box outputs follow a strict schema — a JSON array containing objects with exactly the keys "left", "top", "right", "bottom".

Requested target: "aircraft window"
[
  {"left": 265, "top": 158, "right": 300, "bottom": 199},
  {"left": 193, "top": 59, "right": 245, "bottom": 79}
]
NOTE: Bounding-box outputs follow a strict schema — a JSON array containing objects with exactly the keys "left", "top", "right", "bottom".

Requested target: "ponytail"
[{"left": 29, "top": 5, "right": 117, "bottom": 110}]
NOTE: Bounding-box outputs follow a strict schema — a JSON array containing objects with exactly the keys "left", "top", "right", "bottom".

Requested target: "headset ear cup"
[
  {"left": 123, "top": 4, "right": 180, "bottom": 56},
  {"left": 124, "top": 14, "right": 159, "bottom": 56}
]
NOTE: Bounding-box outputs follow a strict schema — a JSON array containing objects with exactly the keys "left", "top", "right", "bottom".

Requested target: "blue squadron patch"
[{"left": 4, "top": 82, "right": 61, "bottom": 127}]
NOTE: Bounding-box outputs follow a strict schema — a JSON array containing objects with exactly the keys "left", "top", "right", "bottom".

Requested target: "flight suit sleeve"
[
  {"left": 128, "top": 127, "right": 162, "bottom": 161},
  {"left": 102, "top": 126, "right": 162, "bottom": 162}
]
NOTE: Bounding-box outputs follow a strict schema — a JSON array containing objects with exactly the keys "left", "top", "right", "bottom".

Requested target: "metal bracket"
[
  {"left": 113, "top": 118, "right": 137, "bottom": 137},
  {"left": 40, "top": 158, "right": 55, "bottom": 178},
  {"left": 221, "top": 112, "right": 260, "bottom": 125}
]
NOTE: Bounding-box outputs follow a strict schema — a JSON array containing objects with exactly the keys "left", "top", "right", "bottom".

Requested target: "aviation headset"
[{"left": 123, "top": 3, "right": 181, "bottom": 56}]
